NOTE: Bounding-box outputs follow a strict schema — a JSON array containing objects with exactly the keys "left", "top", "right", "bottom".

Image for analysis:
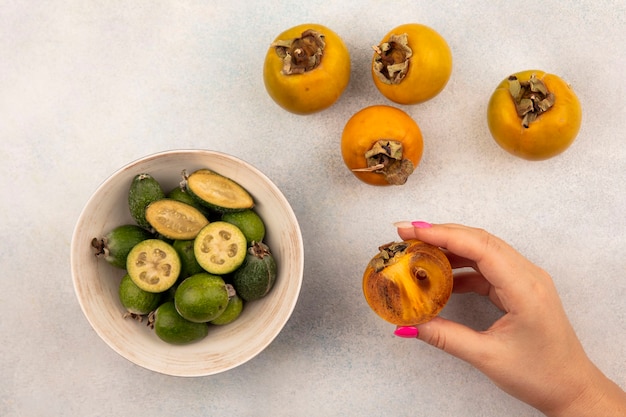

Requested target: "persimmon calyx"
[
  {"left": 351, "top": 140, "right": 414, "bottom": 185},
  {"left": 372, "top": 33, "right": 412, "bottom": 85},
  {"left": 369, "top": 241, "right": 409, "bottom": 272},
  {"left": 508, "top": 74, "right": 556, "bottom": 128},
  {"left": 271, "top": 30, "right": 326, "bottom": 75}
]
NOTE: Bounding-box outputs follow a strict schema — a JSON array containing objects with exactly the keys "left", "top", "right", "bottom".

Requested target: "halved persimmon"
[{"left": 363, "top": 240, "right": 453, "bottom": 326}]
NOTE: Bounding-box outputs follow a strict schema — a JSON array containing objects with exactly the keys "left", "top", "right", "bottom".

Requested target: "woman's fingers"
[{"left": 397, "top": 223, "right": 534, "bottom": 291}]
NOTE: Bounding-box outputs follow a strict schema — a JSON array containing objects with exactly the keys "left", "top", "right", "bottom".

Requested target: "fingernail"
[
  {"left": 394, "top": 326, "right": 419, "bottom": 338},
  {"left": 411, "top": 221, "right": 432, "bottom": 229},
  {"left": 393, "top": 221, "right": 414, "bottom": 229}
]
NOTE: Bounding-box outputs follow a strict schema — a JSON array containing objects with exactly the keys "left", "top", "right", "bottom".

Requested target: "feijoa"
[
  {"left": 186, "top": 169, "right": 254, "bottom": 213},
  {"left": 145, "top": 199, "right": 209, "bottom": 240},
  {"left": 210, "top": 290, "right": 244, "bottom": 325},
  {"left": 168, "top": 186, "right": 207, "bottom": 213},
  {"left": 126, "top": 239, "right": 181, "bottom": 293},
  {"left": 193, "top": 222, "right": 247, "bottom": 275},
  {"left": 118, "top": 273, "right": 162, "bottom": 316},
  {"left": 174, "top": 273, "right": 229, "bottom": 323},
  {"left": 222, "top": 209, "right": 266, "bottom": 245},
  {"left": 232, "top": 242, "right": 277, "bottom": 301},
  {"left": 153, "top": 301, "right": 209, "bottom": 345},
  {"left": 172, "top": 239, "right": 204, "bottom": 278},
  {"left": 91, "top": 224, "right": 153, "bottom": 269},
  {"left": 128, "top": 173, "right": 165, "bottom": 229}
]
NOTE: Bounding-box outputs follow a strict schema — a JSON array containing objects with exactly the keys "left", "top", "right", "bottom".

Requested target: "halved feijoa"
[
  {"left": 193, "top": 222, "right": 247, "bottom": 275},
  {"left": 91, "top": 224, "right": 153, "bottom": 269},
  {"left": 186, "top": 169, "right": 254, "bottom": 213},
  {"left": 126, "top": 239, "right": 181, "bottom": 293},
  {"left": 128, "top": 173, "right": 165, "bottom": 229},
  {"left": 145, "top": 199, "right": 209, "bottom": 240},
  {"left": 153, "top": 301, "right": 209, "bottom": 345}
]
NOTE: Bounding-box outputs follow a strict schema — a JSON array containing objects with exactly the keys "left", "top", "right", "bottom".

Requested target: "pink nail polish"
[
  {"left": 411, "top": 221, "right": 432, "bottom": 229},
  {"left": 394, "top": 326, "right": 419, "bottom": 338}
]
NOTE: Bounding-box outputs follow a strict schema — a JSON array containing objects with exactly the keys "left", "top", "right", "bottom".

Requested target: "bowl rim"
[{"left": 71, "top": 149, "right": 304, "bottom": 376}]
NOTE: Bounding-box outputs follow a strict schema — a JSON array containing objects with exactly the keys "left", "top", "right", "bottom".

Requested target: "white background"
[{"left": 1, "top": 1, "right": 625, "bottom": 416}]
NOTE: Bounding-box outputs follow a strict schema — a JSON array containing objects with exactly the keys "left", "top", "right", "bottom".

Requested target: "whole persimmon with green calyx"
[
  {"left": 263, "top": 23, "right": 351, "bottom": 115},
  {"left": 172, "top": 239, "right": 204, "bottom": 279},
  {"left": 145, "top": 199, "right": 209, "bottom": 240},
  {"left": 126, "top": 239, "right": 181, "bottom": 293},
  {"left": 487, "top": 70, "right": 582, "bottom": 160},
  {"left": 186, "top": 169, "right": 254, "bottom": 213},
  {"left": 118, "top": 273, "right": 162, "bottom": 317},
  {"left": 372, "top": 24, "right": 452, "bottom": 105},
  {"left": 210, "top": 292, "right": 244, "bottom": 325},
  {"left": 152, "top": 301, "right": 209, "bottom": 345},
  {"left": 174, "top": 273, "right": 230, "bottom": 323},
  {"left": 91, "top": 224, "right": 153, "bottom": 269},
  {"left": 222, "top": 209, "right": 266, "bottom": 245},
  {"left": 363, "top": 240, "right": 453, "bottom": 326},
  {"left": 231, "top": 242, "right": 277, "bottom": 301},
  {"left": 194, "top": 222, "right": 247, "bottom": 275},
  {"left": 341, "top": 105, "right": 423, "bottom": 186},
  {"left": 128, "top": 173, "right": 165, "bottom": 229}
]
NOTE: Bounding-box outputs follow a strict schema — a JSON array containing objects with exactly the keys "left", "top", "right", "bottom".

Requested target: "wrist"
[{"left": 545, "top": 363, "right": 626, "bottom": 417}]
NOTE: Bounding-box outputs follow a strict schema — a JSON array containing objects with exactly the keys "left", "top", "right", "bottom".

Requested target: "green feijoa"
[
  {"left": 186, "top": 169, "right": 254, "bottom": 213},
  {"left": 210, "top": 288, "right": 244, "bottom": 325},
  {"left": 128, "top": 173, "right": 165, "bottom": 229},
  {"left": 231, "top": 242, "right": 277, "bottom": 301},
  {"left": 222, "top": 209, "right": 266, "bottom": 245},
  {"left": 126, "top": 239, "right": 181, "bottom": 293},
  {"left": 118, "top": 273, "right": 162, "bottom": 316},
  {"left": 153, "top": 301, "right": 209, "bottom": 345},
  {"left": 194, "top": 222, "right": 247, "bottom": 275},
  {"left": 174, "top": 273, "right": 229, "bottom": 323},
  {"left": 91, "top": 224, "right": 153, "bottom": 269},
  {"left": 172, "top": 239, "right": 204, "bottom": 279},
  {"left": 168, "top": 186, "right": 207, "bottom": 213}
]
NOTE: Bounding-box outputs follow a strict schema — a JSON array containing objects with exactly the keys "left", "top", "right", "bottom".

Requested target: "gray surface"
[{"left": 2, "top": 1, "right": 625, "bottom": 416}]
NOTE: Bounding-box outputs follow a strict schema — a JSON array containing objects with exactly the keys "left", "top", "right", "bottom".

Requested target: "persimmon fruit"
[
  {"left": 363, "top": 240, "right": 453, "bottom": 326},
  {"left": 341, "top": 105, "right": 423, "bottom": 186},
  {"left": 487, "top": 70, "right": 582, "bottom": 160}
]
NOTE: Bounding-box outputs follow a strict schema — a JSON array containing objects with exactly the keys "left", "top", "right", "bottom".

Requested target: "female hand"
[{"left": 394, "top": 222, "right": 626, "bottom": 417}]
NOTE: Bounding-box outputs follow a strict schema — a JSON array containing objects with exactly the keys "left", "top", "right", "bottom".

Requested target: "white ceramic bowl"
[{"left": 71, "top": 150, "right": 304, "bottom": 376}]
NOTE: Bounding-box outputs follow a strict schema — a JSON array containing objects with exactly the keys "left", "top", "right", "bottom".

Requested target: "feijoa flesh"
[
  {"left": 126, "top": 239, "right": 181, "bottom": 293},
  {"left": 186, "top": 169, "right": 254, "bottom": 213},
  {"left": 232, "top": 242, "right": 277, "bottom": 301},
  {"left": 193, "top": 222, "right": 247, "bottom": 275},
  {"left": 145, "top": 199, "right": 209, "bottom": 240},
  {"left": 153, "top": 301, "right": 209, "bottom": 345},
  {"left": 91, "top": 224, "right": 153, "bottom": 269},
  {"left": 128, "top": 173, "right": 165, "bottom": 229}
]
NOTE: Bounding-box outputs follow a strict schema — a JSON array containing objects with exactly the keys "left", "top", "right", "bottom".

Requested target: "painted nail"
[
  {"left": 393, "top": 221, "right": 414, "bottom": 229},
  {"left": 411, "top": 221, "right": 432, "bottom": 229},
  {"left": 394, "top": 326, "right": 419, "bottom": 338}
]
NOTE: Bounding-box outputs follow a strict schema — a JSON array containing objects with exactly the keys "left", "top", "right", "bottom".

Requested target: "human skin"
[{"left": 394, "top": 222, "right": 626, "bottom": 417}]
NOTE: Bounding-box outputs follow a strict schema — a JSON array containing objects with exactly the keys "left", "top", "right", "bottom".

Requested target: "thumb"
[{"left": 414, "top": 317, "right": 492, "bottom": 367}]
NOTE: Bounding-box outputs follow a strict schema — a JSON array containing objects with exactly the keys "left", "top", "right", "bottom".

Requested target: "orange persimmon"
[{"left": 341, "top": 105, "right": 423, "bottom": 186}]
